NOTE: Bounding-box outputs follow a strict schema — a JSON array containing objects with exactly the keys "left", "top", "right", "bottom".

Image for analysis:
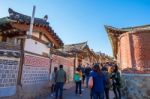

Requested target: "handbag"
[{"left": 88, "top": 76, "right": 93, "bottom": 89}]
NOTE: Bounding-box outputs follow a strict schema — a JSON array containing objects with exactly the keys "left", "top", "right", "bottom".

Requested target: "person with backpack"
[
  {"left": 88, "top": 64, "right": 106, "bottom": 99},
  {"left": 55, "top": 65, "right": 66, "bottom": 99},
  {"left": 74, "top": 68, "right": 82, "bottom": 96},
  {"left": 111, "top": 64, "right": 121, "bottom": 99}
]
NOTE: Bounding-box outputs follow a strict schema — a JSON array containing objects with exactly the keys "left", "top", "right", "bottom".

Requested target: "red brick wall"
[
  {"left": 120, "top": 34, "right": 131, "bottom": 69},
  {"left": 22, "top": 54, "right": 50, "bottom": 85},
  {"left": 52, "top": 55, "right": 74, "bottom": 67},
  {"left": 51, "top": 55, "right": 74, "bottom": 82},
  {"left": 132, "top": 32, "right": 150, "bottom": 69},
  {"left": 119, "top": 31, "right": 150, "bottom": 73}
]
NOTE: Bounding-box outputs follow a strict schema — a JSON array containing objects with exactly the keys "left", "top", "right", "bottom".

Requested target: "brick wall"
[
  {"left": 120, "top": 34, "right": 130, "bottom": 69},
  {"left": 22, "top": 54, "right": 50, "bottom": 85},
  {"left": 132, "top": 32, "right": 150, "bottom": 69},
  {"left": 119, "top": 31, "right": 150, "bottom": 73},
  {"left": 118, "top": 30, "right": 150, "bottom": 99},
  {"left": 0, "top": 58, "right": 20, "bottom": 97},
  {"left": 51, "top": 55, "right": 74, "bottom": 82}
]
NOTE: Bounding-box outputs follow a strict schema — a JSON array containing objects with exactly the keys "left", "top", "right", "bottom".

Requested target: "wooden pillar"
[
  {"left": 73, "top": 57, "right": 76, "bottom": 74},
  {"left": 49, "top": 58, "right": 53, "bottom": 74},
  {"left": 49, "top": 48, "right": 53, "bottom": 75},
  {"left": 39, "top": 32, "right": 42, "bottom": 39},
  {"left": 17, "top": 38, "right": 25, "bottom": 86},
  {"left": 2, "top": 35, "right": 7, "bottom": 42},
  {"left": 75, "top": 54, "right": 78, "bottom": 68}
]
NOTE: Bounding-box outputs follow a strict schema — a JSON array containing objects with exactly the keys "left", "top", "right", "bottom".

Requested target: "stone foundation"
[
  {"left": 122, "top": 73, "right": 150, "bottom": 99},
  {"left": 0, "top": 83, "right": 51, "bottom": 99}
]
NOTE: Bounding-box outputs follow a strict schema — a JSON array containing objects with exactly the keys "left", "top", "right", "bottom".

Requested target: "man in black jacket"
[{"left": 85, "top": 64, "right": 92, "bottom": 88}]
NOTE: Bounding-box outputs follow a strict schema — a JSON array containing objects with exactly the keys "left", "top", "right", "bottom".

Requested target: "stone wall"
[
  {"left": 12, "top": 54, "right": 51, "bottom": 99},
  {"left": 0, "top": 57, "right": 20, "bottom": 97},
  {"left": 122, "top": 74, "right": 150, "bottom": 99},
  {"left": 0, "top": 42, "right": 20, "bottom": 97}
]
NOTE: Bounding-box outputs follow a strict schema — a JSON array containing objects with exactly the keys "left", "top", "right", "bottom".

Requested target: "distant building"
[{"left": 58, "top": 42, "right": 98, "bottom": 66}]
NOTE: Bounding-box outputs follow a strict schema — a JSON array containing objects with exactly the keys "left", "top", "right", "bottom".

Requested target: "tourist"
[
  {"left": 50, "top": 67, "right": 58, "bottom": 97},
  {"left": 88, "top": 64, "right": 106, "bottom": 99},
  {"left": 55, "top": 65, "right": 67, "bottom": 99},
  {"left": 85, "top": 63, "right": 92, "bottom": 88},
  {"left": 74, "top": 68, "right": 82, "bottom": 96},
  {"left": 82, "top": 65, "right": 85, "bottom": 85},
  {"left": 103, "top": 66, "right": 112, "bottom": 99},
  {"left": 111, "top": 64, "right": 121, "bottom": 99}
]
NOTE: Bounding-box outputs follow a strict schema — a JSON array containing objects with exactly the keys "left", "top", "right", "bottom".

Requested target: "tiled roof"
[
  {"left": 51, "top": 49, "right": 74, "bottom": 57},
  {"left": 4, "top": 8, "right": 64, "bottom": 46},
  {"left": 105, "top": 24, "right": 150, "bottom": 33},
  {"left": 8, "top": 8, "right": 49, "bottom": 27},
  {"left": 61, "top": 42, "right": 88, "bottom": 53}
]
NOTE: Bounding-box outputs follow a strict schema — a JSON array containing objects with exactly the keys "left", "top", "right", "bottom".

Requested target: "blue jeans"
[
  {"left": 55, "top": 82, "right": 64, "bottom": 99},
  {"left": 92, "top": 92, "right": 104, "bottom": 99},
  {"left": 75, "top": 81, "right": 82, "bottom": 94},
  {"left": 86, "top": 76, "right": 89, "bottom": 87}
]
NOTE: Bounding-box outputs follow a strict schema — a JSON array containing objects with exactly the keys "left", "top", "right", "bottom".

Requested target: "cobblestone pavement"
[{"left": 37, "top": 84, "right": 115, "bottom": 99}]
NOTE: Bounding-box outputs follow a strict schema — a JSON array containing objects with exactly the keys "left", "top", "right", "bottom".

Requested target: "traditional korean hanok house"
[
  {"left": 105, "top": 25, "right": 150, "bottom": 99},
  {"left": 0, "top": 8, "right": 63, "bottom": 98},
  {"left": 96, "top": 52, "right": 112, "bottom": 63},
  {"left": 51, "top": 42, "right": 99, "bottom": 83},
  {"left": 59, "top": 42, "right": 97, "bottom": 67},
  {"left": 90, "top": 50, "right": 99, "bottom": 64}
]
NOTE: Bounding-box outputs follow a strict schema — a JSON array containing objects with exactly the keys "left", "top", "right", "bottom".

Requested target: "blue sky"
[{"left": 0, "top": 0, "right": 150, "bottom": 56}]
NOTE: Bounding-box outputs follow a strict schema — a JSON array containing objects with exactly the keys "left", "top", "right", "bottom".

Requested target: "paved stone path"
[{"left": 37, "top": 84, "right": 115, "bottom": 99}]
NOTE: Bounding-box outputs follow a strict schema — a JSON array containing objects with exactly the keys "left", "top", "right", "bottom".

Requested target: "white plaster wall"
[
  {"left": 41, "top": 35, "right": 49, "bottom": 42},
  {"left": 27, "top": 31, "right": 39, "bottom": 38},
  {"left": 32, "top": 32, "right": 39, "bottom": 38},
  {"left": 24, "top": 39, "right": 49, "bottom": 55}
]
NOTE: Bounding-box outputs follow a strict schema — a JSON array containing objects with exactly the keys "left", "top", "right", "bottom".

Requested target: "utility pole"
[{"left": 28, "top": 6, "right": 36, "bottom": 38}]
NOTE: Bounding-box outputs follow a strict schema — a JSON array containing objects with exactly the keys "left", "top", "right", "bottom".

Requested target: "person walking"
[
  {"left": 55, "top": 65, "right": 66, "bottom": 99},
  {"left": 82, "top": 66, "right": 85, "bottom": 85},
  {"left": 88, "top": 64, "right": 106, "bottom": 99},
  {"left": 111, "top": 64, "right": 121, "bottom": 99},
  {"left": 85, "top": 64, "right": 92, "bottom": 88},
  {"left": 74, "top": 68, "right": 82, "bottom": 96},
  {"left": 103, "top": 66, "right": 112, "bottom": 99},
  {"left": 50, "top": 67, "right": 58, "bottom": 97}
]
